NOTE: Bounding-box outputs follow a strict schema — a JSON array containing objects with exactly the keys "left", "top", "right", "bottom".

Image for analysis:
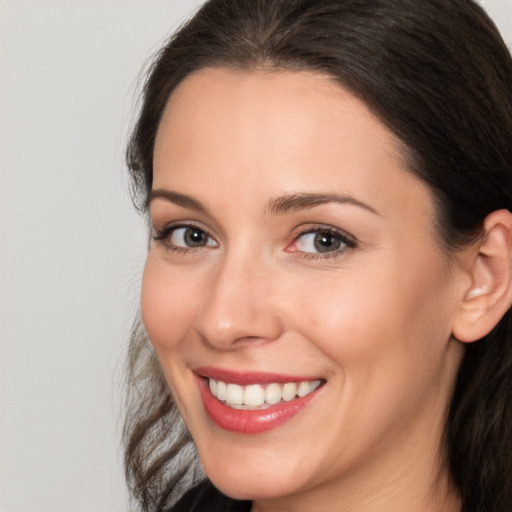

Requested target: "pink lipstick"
[{"left": 195, "top": 367, "right": 324, "bottom": 434}]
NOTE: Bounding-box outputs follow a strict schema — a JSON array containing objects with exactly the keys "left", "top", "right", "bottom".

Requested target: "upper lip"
[{"left": 195, "top": 366, "right": 323, "bottom": 385}]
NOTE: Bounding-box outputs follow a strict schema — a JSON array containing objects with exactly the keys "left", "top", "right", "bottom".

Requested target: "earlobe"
[{"left": 453, "top": 209, "right": 512, "bottom": 343}]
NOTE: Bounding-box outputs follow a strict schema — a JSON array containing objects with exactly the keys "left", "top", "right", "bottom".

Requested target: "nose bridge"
[{"left": 195, "top": 244, "right": 282, "bottom": 348}]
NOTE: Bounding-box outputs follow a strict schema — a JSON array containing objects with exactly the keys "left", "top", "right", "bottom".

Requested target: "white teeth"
[
  {"left": 244, "top": 384, "right": 265, "bottom": 407},
  {"left": 265, "top": 383, "right": 282, "bottom": 405},
  {"left": 226, "top": 383, "right": 244, "bottom": 405},
  {"left": 282, "top": 382, "right": 297, "bottom": 401},
  {"left": 297, "top": 380, "right": 321, "bottom": 397},
  {"left": 216, "top": 380, "right": 227, "bottom": 401},
  {"left": 207, "top": 377, "right": 322, "bottom": 409}
]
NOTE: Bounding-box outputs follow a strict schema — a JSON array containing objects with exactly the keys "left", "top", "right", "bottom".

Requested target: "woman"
[{"left": 123, "top": 1, "right": 512, "bottom": 511}]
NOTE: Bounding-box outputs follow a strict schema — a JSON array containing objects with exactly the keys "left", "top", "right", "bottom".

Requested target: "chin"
[
  {"left": 209, "top": 474, "right": 295, "bottom": 502},
  {"left": 200, "top": 450, "right": 307, "bottom": 501}
]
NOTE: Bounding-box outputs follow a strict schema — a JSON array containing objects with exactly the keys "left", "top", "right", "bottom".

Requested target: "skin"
[{"left": 142, "top": 68, "right": 467, "bottom": 511}]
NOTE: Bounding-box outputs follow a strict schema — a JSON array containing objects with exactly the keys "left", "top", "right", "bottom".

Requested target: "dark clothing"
[{"left": 168, "top": 480, "right": 252, "bottom": 512}]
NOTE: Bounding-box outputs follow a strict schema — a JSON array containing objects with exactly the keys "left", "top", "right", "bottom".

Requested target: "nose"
[{"left": 194, "top": 250, "right": 284, "bottom": 349}]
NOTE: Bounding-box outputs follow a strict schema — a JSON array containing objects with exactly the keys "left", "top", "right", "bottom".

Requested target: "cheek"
[
  {"left": 140, "top": 255, "right": 206, "bottom": 418},
  {"left": 291, "top": 254, "right": 454, "bottom": 382},
  {"left": 140, "top": 254, "right": 199, "bottom": 351},
  {"left": 285, "top": 259, "right": 457, "bottom": 455}
]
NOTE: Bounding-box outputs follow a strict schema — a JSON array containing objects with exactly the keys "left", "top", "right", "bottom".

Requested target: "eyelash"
[
  {"left": 152, "top": 223, "right": 217, "bottom": 254},
  {"left": 152, "top": 223, "right": 357, "bottom": 259},
  {"left": 289, "top": 225, "right": 357, "bottom": 260}
]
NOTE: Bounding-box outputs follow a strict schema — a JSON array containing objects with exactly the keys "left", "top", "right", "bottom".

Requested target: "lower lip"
[{"left": 196, "top": 376, "right": 321, "bottom": 434}]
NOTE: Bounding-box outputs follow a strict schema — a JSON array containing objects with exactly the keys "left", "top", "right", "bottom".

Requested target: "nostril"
[{"left": 194, "top": 308, "right": 284, "bottom": 350}]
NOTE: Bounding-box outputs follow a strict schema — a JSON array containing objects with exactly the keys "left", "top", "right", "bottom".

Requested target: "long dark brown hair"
[{"left": 123, "top": 1, "right": 512, "bottom": 511}]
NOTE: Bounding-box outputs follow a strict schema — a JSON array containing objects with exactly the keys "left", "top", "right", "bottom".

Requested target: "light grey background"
[
  {"left": 0, "top": 1, "right": 511, "bottom": 511},
  {"left": 0, "top": 2, "right": 204, "bottom": 511}
]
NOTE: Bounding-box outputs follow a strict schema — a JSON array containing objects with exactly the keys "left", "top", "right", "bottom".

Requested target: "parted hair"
[{"left": 124, "top": 1, "right": 512, "bottom": 511}]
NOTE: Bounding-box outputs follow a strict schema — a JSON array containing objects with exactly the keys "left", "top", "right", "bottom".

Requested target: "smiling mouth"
[
  {"left": 208, "top": 378, "right": 322, "bottom": 410},
  {"left": 195, "top": 367, "right": 325, "bottom": 433}
]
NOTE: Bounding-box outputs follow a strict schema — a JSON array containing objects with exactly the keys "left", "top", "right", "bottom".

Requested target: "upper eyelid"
[
  {"left": 152, "top": 220, "right": 357, "bottom": 249},
  {"left": 149, "top": 211, "right": 225, "bottom": 239},
  {"left": 152, "top": 220, "right": 212, "bottom": 234},
  {"left": 152, "top": 222, "right": 217, "bottom": 245},
  {"left": 293, "top": 224, "right": 357, "bottom": 243},
  {"left": 152, "top": 225, "right": 219, "bottom": 256},
  {"left": 288, "top": 227, "right": 357, "bottom": 261}
]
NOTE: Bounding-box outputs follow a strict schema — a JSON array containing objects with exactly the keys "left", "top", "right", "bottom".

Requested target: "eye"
[
  {"left": 288, "top": 227, "right": 356, "bottom": 256},
  {"left": 153, "top": 224, "right": 218, "bottom": 251},
  {"left": 170, "top": 226, "right": 216, "bottom": 248}
]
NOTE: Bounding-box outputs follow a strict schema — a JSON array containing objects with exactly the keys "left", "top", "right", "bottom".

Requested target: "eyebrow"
[
  {"left": 147, "top": 188, "right": 208, "bottom": 213},
  {"left": 268, "top": 192, "right": 379, "bottom": 216},
  {"left": 147, "top": 188, "right": 379, "bottom": 217}
]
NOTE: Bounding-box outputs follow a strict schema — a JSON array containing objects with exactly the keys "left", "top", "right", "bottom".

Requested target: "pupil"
[
  {"left": 314, "top": 232, "right": 340, "bottom": 253},
  {"left": 185, "top": 228, "right": 206, "bottom": 247}
]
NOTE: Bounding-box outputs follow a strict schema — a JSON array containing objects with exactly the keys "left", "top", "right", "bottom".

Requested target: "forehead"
[{"left": 153, "top": 67, "right": 431, "bottom": 221}]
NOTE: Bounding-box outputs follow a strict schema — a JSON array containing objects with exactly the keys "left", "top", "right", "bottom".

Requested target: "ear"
[{"left": 452, "top": 209, "right": 512, "bottom": 343}]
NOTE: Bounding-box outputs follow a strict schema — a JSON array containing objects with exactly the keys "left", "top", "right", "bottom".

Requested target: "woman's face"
[{"left": 143, "top": 69, "right": 465, "bottom": 508}]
